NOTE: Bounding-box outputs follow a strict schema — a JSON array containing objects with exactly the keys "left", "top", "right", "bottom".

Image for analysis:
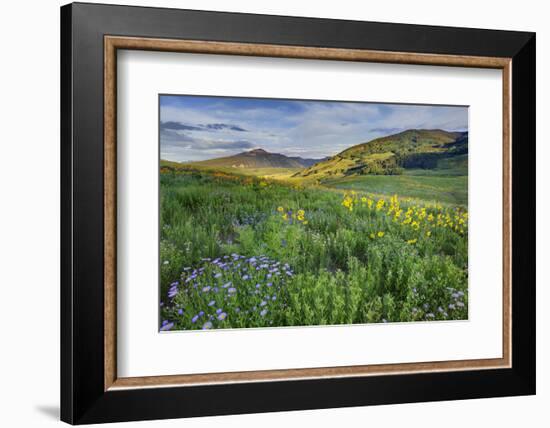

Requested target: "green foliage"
[{"left": 159, "top": 171, "right": 468, "bottom": 331}]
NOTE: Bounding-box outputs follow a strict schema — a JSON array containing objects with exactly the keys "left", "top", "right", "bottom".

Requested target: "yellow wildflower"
[
  {"left": 277, "top": 206, "right": 284, "bottom": 213},
  {"left": 342, "top": 195, "right": 354, "bottom": 211},
  {"left": 418, "top": 208, "right": 427, "bottom": 220},
  {"left": 407, "top": 239, "right": 417, "bottom": 245},
  {"left": 377, "top": 231, "right": 385, "bottom": 238}
]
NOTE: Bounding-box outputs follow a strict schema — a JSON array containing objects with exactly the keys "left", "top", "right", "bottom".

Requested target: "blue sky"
[{"left": 160, "top": 95, "right": 468, "bottom": 162}]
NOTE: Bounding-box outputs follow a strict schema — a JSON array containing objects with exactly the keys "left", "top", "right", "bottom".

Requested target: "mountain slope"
[
  {"left": 189, "top": 148, "right": 324, "bottom": 169},
  {"left": 295, "top": 129, "right": 467, "bottom": 180}
]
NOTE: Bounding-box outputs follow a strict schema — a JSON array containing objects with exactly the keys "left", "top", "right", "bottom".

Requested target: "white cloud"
[{"left": 160, "top": 97, "right": 467, "bottom": 162}]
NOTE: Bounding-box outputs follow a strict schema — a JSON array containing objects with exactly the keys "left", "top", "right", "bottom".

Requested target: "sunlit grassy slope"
[
  {"left": 295, "top": 129, "right": 467, "bottom": 179},
  {"left": 161, "top": 154, "right": 467, "bottom": 205}
]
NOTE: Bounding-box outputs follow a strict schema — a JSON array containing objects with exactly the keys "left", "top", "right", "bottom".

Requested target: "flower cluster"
[
  {"left": 410, "top": 285, "right": 467, "bottom": 321},
  {"left": 277, "top": 206, "right": 308, "bottom": 225},
  {"left": 160, "top": 253, "right": 293, "bottom": 330},
  {"left": 340, "top": 192, "right": 468, "bottom": 245}
]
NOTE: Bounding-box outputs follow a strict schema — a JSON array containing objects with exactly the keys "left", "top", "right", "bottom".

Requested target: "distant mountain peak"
[
  {"left": 189, "top": 147, "right": 322, "bottom": 169},
  {"left": 247, "top": 148, "right": 269, "bottom": 154}
]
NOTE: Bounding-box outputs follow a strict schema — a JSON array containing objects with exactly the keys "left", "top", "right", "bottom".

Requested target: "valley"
[{"left": 162, "top": 129, "right": 468, "bottom": 205}]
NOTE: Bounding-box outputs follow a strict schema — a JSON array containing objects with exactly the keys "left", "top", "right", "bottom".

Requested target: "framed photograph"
[{"left": 61, "top": 2, "right": 535, "bottom": 424}]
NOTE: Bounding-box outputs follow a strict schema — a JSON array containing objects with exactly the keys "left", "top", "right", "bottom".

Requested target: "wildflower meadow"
[{"left": 159, "top": 169, "right": 468, "bottom": 331}]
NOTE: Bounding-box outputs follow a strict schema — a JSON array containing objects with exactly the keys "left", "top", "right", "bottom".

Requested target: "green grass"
[
  {"left": 159, "top": 169, "right": 468, "bottom": 331},
  {"left": 321, "top": 173, "right": 468, "bottom": 205},
  {"left": 162, "top": 162, "right": 302, "bottom": 179},
  {"left": 210, "top": 166, "right": 303, "bottom": 178}
]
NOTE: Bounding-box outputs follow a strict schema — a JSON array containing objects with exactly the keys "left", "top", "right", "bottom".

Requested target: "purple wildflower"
[{"left": 160, "top": 322, "right": 174, "bottom": 331}]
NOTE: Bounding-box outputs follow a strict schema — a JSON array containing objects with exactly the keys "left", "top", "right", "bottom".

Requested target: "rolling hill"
[
  {"left": 294, "top": 129, "right": 468, "bottom": 180},
  {"left": 188, "top": 148, "right": 325, "bottom": 169}
]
